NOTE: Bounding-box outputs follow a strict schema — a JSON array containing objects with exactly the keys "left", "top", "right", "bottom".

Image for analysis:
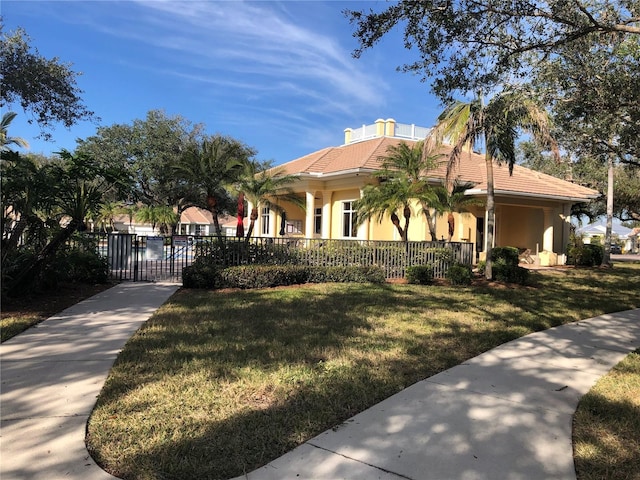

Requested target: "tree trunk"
[
  {"left": 236, "top": 192, "right": 245, "bottom": 238},
  {"left": 485, "top": 153, "right": 495, "bottom": 280},
  {"left": 403, "top": 205, "right": 411, "bottom": 242},
  {"left": 2, "top": 216, "right": 28, "bottom": 264},
  {"left": 602, "top": 154, "right": 614, "bottom": 267},
  {"left": 447, "top": 212, "right": 455, "bottom": 242},
  {"left": 420, "top": 202, "right": 437, "bottom": 240},
  {"left": 244, "top": 207, "right": 258, "bottom": 243},
  {"left": 391, "top": 212, "right": 406, "bottom": 241}
]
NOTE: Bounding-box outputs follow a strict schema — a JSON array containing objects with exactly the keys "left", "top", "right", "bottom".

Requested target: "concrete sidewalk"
[
  {"left": 235, "top": 308, "right": 640, "bottom": 480},
  {"left": 0, "top": 284, "right": 638, "bottom": 480},
  {"left": 1, "top": 282, "right": 179, "bottom": 480}
]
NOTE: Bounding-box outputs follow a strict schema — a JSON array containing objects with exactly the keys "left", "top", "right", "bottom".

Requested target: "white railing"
[
  {"left": 395, "top": 123, "right": 431, "bottom": 140},
  {"left": 348, "top": 122, "right": 431, "bottom": 143},
  {"left": 349, "top": 124, "right": 379, "bottom": 143}
]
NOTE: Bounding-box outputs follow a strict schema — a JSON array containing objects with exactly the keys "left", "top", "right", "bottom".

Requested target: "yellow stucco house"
[{"left": 248, "top": 119, "right": 599, "bottom": 266}]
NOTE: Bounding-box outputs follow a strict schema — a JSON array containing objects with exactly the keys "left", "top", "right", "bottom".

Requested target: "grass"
[
  {"left": 0, "top": 282, "right": 114, "bottom": 342},
  {"left": 84, "top": 264, "right": 640, "bottom": 480},
  {"left": 573, "top": 349, "right": 640, "bottom": 480}
]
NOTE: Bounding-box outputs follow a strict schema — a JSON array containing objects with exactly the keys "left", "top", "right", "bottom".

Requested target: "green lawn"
[
  {"left": 574, "top": 348, "right": 640, "bottom": 480},
  {"left": 85, "top": 265, "right": 640, "bottom": 480}
]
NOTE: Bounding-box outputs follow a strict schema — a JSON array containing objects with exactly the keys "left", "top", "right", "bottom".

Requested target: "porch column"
[
  {"left": 305, "top": 191, "right": 315, "bottom": 239},
  {"left": 322, "top": 191, "right": 332, "bottom": 239},
  {"left": 268, "top": 208, "right": 276, "bottom": 237},
  {"left": 561, "top": 204, "right": 572, "bottom": 263},
  {"left": 358, "top": 187, "right": 369, "bottom": 240},
  {"left": 542, "top": 207, "right": 554, "bottom": 252},
  {"left": 539, "top": 207, "right": 558, "bottom": 266}
]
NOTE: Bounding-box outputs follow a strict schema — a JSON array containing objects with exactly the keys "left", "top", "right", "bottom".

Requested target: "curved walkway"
[
  {"left": 1, "top": 283, "right": 179, "bottom": 480},
  {"left": 0, "top": 283, "right": 638, "bottom": 480}
]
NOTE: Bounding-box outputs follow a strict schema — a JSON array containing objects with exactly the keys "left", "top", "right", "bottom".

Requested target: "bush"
[
  {"left": 406, "top": 265, "right": 434, "bottom": 285},
  {"left": 446, "top": 263, "right": 473, "bottom": 285},
  {"left": 585, "top": 244, "right": 604, "bottom": 265},
  {"left": 567, "top": 243, "right": 604, "bottom": 266},
  {"left": 491, "top": 246, "right": 520, "bottom": 267},
  {"left": 492, "top": 263, "right": 530, "bottom": 285},
  {"left": 183, "top": 262, "right": 385, "bottom": 290},
  {"left": 59, "top": 250, "right": 109, "bottom": 284},
  {"left": 220, "top": 265, "right": 310, "bottom": 289},
  {"left": 476, "top": 260, "right": 486, "bottom": 275},
  {"left": 306, "top": 266, "right": 386, "bottom": 284},
  {"left": 475, "top": 247, "right": 529, "bottom": 284},
  {"left": 182, "top": 257, "right": 224, "bottom": 289}
]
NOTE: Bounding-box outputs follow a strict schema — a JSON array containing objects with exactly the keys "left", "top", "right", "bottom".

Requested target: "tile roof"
[
  {"left": 180, "top": 206, "right": 213, "bottom": 224},
  {"left": 279, "top": 137, "right": 598, "bottom": 202}
]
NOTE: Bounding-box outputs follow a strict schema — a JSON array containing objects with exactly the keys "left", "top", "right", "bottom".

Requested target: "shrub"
[
  {"left": 182, "top": 257, "right": 224, "bottom": 289},
  {"left": 446, "top": 263, "right": 473, "bottom": 285},
  {"left": 567, "top": 243, "right": 604, "bottom": 266},
  {"left": 475, "top": 247, "right": 529, "bottom": 284},
  {"left": 491, "top": 246, "right": 520, "bottom": 267},
  {"left": 406, "top": 265, "right": 434, "bottom": 285},
  {"left": 476, "top": 260, "right": 486, "bottom": 275},
  {"left": 307, "top": 266, "right": 386, "bottom": 284},
  {"left": 59, "top": 250, "right": 109, "bottom": 284},
  {"left": 183, "top": 263, "right": 385, "bottom": 290},
  {"left": 492, "top": 263, "right": 530, "bottom": 285},
  {"left": 220, "top": 265, "right": 310, "bottom": 289},
  {"left": 585, "top": 244, "right": 604, "bottom": 265}
]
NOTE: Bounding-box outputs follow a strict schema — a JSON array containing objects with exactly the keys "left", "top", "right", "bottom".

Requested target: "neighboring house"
[
  {"left": 629, "top": 228, "right": 640, "bottom": 254},
  {"left": 176, "top": 207, "right": 216, "bottom": 236},
  {"left": 247, "top": 118, "right": 598, "bottom": 266},
  {"left": 576, "top": 222, "right": 634, "bottom": 252},
  {"left": 110, "top": 207, "right": 245, "bottom": 237}
]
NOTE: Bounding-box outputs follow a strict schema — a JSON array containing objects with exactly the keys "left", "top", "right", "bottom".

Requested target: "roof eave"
[
  {"left": 465, "top": 188, "right": 598, "bottom": 203},
  {"left": 297, "top": 168, "right": 379, "bottom": 179}
]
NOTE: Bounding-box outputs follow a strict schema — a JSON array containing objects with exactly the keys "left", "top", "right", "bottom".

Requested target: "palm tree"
[
  {"left": 429, "top": 182, "right": 481, "bottom": 241},
  {"left": 135, "top": 205, "right": 161, "bottom": 233},
  {"left": 1, "top": 153, "right": 48, "bottom": 263},
  {"left": 0, "top": 112, "right": 29, "bottom": 153},
  {"left": 427, "top": 90, "right": 557, "bottom": 279},
  {"left": 96, "top": 201, "right": 121, "bottom": 232},
  {"left": 356, "top": 177, "right": 413, "bottom": 241},
  {"left": 355, "top": 141, "right": 443, "bottom": 241},
  {"left": 154, "top": 205, "right": 178, "bottom": 235},
  {"left": 237, "top": 160, "right": 303, "bottom": 241},
  {"left": 118, "top": 203, "right": 138, "bottom": 233},
  {"left": 176, "top": 135, "right": 254, "bottom": 243},
  {"left": 7, "top": 150, "right": 132, "bottom": 294}
]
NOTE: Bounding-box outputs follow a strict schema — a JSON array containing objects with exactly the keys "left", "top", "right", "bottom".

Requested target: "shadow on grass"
[
  {"left": 573, "top": 391, "right": 640, "bottom": 480},
  {"left": 88, "top": 266, "right": 640, "bottom": 479}
]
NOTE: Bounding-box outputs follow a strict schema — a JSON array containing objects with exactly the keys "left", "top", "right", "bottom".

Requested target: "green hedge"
[
  {"left": 491, "top": 246, "right": 520, "bottom": 267},
  {"left": 406, "top": 265, "right": 434, "bottom": 285},
  {"left": 446, "top": 263, "right": 473, "bottom": 285},
  {"left": 492, "top": 263, "right": 530, "bottom": 284},
  {"left": 477, "top": 247, "right": 529, "bottom": 285},
  {"left": 183, "top": 261, "right": 386, "bottom": 290},
  {"left": 567, "top": 243, "right": 604, "bottom": 266}
]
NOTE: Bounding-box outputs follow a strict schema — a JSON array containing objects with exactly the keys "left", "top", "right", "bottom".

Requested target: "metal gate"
[{"left": 105, "top": 234, "right": 195, "bottom": 283}]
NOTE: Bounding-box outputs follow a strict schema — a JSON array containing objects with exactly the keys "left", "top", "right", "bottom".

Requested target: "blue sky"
[{"left": 3, "top": 0, "right": 444, "bottom": 165}]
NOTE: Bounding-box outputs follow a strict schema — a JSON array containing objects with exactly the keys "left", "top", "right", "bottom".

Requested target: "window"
[
  {"left": 195, "top": 224, "right": 207, "bottom": 236},
  {"left": 286, "top": 220, "right": 303, "bottom": 234},
  {"left": 261, "top": 207, "right": 270, "bottom": 235},
  {"left": 342, "top": 201, "right": 358, "bottom": 238},
  {"left": 314, "top": 207, "right": 322, "bottom": 235}
]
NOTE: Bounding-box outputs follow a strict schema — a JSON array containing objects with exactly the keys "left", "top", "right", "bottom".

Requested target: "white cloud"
[{"left": 119, "top": 0, "right": 386, "bottom": 105}]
